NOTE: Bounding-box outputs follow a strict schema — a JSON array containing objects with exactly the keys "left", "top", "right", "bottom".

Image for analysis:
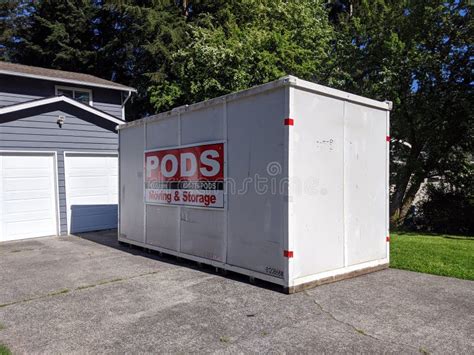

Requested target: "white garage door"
[
  {"left": 65, "top": 153, "right": 118, "bottom": 233},
  {"left": 0, "top": 152, "right": 58, "bottom": 242}
]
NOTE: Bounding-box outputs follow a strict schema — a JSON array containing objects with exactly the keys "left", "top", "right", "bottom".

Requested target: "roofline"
[
  {"left": 287, "top": 76, "right": 392, "bottom": 111},
  {"left": 119, "top": 75, "right": 391, "bottom": 130},
  {"left": 0, "top": 69, "right": 137, "bottom": 93},
  {"left": 0, "top": 95, "right": 125, "bottom": 125}
]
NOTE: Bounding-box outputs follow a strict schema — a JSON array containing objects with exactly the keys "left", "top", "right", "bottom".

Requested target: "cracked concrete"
[
  {"left": 0, "top": 230, "right": 473, "bottom": 353},
  {"left": 303, "top": 290, "right": 423, "bottom": 353}
]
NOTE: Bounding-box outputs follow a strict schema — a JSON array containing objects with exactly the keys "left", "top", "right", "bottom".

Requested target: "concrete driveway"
[{"left": 0, "top": 231, "right": 473, "bottom": 354}]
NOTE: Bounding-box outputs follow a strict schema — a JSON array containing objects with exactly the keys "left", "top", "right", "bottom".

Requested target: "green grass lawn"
[
  {"left": 0, "top": 344, "right": 11, "bottom": 355},
  {"left": 390, "top": 232, "right": 474, "bottom": 280}
]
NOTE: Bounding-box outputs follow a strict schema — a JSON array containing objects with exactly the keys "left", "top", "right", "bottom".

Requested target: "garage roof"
[
  {"left": 0, "top": 61, "right": 136, "bottom": 93},
  {"left": 0, "top": 95, "right": 124, "bottom": 126}
]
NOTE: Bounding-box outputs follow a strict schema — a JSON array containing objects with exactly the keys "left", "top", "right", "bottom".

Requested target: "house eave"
[{"left": 0, "top": 70, "right": 137, "bottom": 93}]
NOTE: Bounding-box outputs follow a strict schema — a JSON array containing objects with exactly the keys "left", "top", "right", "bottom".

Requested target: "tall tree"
[
  {"left": 148, "top": 0, "right": 335, "bottom": 112},
  {"left": 331, "top": 0, "right": 473, "bottom": 226},
  {"left": 0, "top": 0, "right": 187, "bottom": 119}
]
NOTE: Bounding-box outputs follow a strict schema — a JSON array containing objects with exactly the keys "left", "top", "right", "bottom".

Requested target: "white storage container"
[{"left": 118, "top": 76, "right": 391, "bottom": 292}]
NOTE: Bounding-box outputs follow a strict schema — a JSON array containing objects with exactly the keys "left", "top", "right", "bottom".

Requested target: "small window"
[
  {"left": 74, "top": 91, "right": 91, "bottom": 105},
  {"left": 56, "top": 86, "right": 93, "bottom": 106}
]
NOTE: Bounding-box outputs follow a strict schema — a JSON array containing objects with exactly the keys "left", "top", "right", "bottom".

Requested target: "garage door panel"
[
  {"left": 4, "top": 210, "right": 53, "bottom": 222},
  {"left": 5, "top": 198, "right": 56, "bottom": 213},
  {"left": 68, "top": 156, "right": 117, "bottom": 169},
  {"left": 70, "top": 195, "right": 114, "bottom": 205},
  {"left": 68, "top": 185, "right": 108, "bottom": 199},
  {"left": 68, "top": 176, "right": 110, "bottom": 188},
  {"left": 4, "top": 177, "right": 53, "bottom": 191},
  {"left": 1, "top": 153, "right": 58, "bottom": 242},
  {"left": 65, "top": 154, "right": 118, "bottom": 233},
  {"left": 5, "top": 219, "right": 56, "bottom": 239},
  {"left": 3, "top": 156, "right": 53, "bottom": 169},
  {"left": 3, "top": 168, "right": 53, "bottom": 178},
  {"left": 4, "top": 189, "right": 53, "bottom": 200},
  {"left": 67, "top": 169, "right": 113, "bottom": 178}
]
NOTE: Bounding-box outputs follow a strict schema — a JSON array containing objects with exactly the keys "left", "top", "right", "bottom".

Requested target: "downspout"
[{"left": 121, "top": 90, "right": 132, "bottom": 121}]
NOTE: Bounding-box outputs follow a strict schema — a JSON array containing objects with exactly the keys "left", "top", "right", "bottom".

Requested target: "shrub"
[{"left": 414, "top": 183, "right": 474, "bottom": 236}]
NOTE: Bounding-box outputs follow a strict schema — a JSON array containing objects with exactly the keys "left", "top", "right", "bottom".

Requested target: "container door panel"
[
  {"left": 344, "top": 103, "right": 387, "bottom": 265},
  {"left": 146, "top": 204, "right": 180, "bottom": 251},
  {"left": 290, "top": 91, "right": 345, "bottom": 278},
  {"left": 180, "top": 208, "right": 226, "bottom": 262}
]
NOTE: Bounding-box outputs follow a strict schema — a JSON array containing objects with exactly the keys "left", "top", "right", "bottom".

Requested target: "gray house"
[{"left": 0, "top": 61, "right": 136, "bottom": 242}]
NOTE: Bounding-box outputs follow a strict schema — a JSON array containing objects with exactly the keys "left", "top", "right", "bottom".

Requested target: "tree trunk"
[
  {"left": 390, "top": 141, "right": 424, "bottom": 227},
  {"left": 390, "top": 164, "right": 414, "bottom": 226},
  {"left": 181, "top": 0, "right": 189, "bottom": 17},
  {"left": 398, "top": 174, "right": 424, "bottom": 223}
]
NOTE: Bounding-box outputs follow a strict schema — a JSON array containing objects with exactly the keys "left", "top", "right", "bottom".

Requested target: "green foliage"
[
  {"left": 391, "top": 233, "right": 474, "bottom": 280},
  {"left": 149, "top": 0, "right": 335, "bottom": 112},
  {"left": 331, "top": 1, "right": 473, "bottom": 226}
]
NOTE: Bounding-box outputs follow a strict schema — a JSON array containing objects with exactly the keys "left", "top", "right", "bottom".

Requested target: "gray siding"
[
  {"left": 92, "top": 88, "right": 124, "bottom": 119},
  {"left": 0, "top": 109, "right": 118, "bottom": 235},
  {"left": 0, "top": 75, "right": 124, "bottom": 119}
]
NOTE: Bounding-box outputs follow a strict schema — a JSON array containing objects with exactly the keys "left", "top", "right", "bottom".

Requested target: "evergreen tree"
[{"left": 0, "top": 0, "right": 187, "bottom": 119}]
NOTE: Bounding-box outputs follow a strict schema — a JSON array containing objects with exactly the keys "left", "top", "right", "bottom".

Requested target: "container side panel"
[
  {"left": 181, "top": 105, "right": 224, "bottom": 145},
  {"left": 145, "top": 204, "right": 179, "bottom": 251},
  {"left": 145, "top": 116, "right": 181, "bottom": 249},
  {"left": 226, "top": 88, "right": 286, "bottom": 279},
  {"left": 146, "top": 116, "right": 179, "bottom": 150},
  {"left": 344, "top": 103, "right": 387, "bottom": 265},
  {"left": 178, "top": 104, "right": 226, "bottom": 261},
  {"left": 119, "top": 126, "right": 145, "bottom": 242},
  {"left": 290, "top": 90, "right": 344, "bottom": 278},
  {"left": 180, "top": 208, "right": 226, "bottom": 262}
]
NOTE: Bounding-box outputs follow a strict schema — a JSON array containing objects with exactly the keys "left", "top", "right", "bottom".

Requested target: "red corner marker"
[
  {"left": 386, "top": 136, "right": 391, "bottom": 142},
  {"left": 284, "top": 118, "right": 294, "bottom": 126},
  {"left": 386, "top": 236, "right": 390, "bottom": 242},
  {"left": 284, "top": 250, "right": 294, "bottom": 258}
]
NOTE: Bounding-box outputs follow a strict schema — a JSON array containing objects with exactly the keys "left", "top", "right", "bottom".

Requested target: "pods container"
[{"left": 118, "top": 76, "right": 391, "bottom": 293}]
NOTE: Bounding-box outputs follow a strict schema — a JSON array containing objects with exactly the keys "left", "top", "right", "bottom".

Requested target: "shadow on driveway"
[{"left": 75, "top": 229, "right": 283, "bottom": 293}]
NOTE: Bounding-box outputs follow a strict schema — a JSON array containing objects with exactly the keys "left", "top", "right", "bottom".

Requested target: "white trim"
[
  {"left": 0, "top": 69, "right": 137, "bottom": 93},
  {"left": 0, "top": 95, "right": 124, "bottom": 125},
  {"left": 55, "top": 85, "right": 93, "bottom": 106},
  {"left": 288, "top": 76, "right": 392, "bottom": 111},
  {"left": 63, "top": 151, "right": 119, "bottom": 235},
  {"left": 0, "top": 150, "right": 60, "bottom": 239},
  {"left": 290, "top": 258, "right": 389, "bottom": 288},
  {"left": 121, "top": 90, "right": 132, "bottom": 120}
]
